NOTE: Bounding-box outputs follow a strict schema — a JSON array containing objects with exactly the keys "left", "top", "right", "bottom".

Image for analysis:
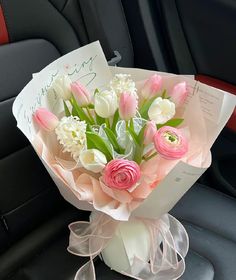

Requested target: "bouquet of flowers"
[{"left": 13, "top": 42, "right": 236, "bottom": 280}]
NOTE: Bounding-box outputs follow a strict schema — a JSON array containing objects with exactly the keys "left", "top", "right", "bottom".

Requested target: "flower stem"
[
  {"left": 126, "top": 120, "right": 129, "bottom": 129},
  {"left": 85, "top": 107, "right": 95, "bottom": 124},
  {"left": 143, "top": 152, "right": 158, "bottom": 161},
  {"left": 105, "top": 118, "right": 110, "bottom": 129},
  {"left": 140, "top": 98, "right": 147, "bottom": 108}
]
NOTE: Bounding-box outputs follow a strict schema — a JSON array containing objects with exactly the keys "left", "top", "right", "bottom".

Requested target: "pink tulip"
[
  {"left": 119, "top": 91, "right": 137, "bottom": 121},
  {"left": 141, "top": 74, "right": 163, "bottom": 99},
  {"left": 144, "top": 121, "right": 157, "bottom": 145},
  {"left": 169, "top": 82, "right": 188, "bottom": 107},
  {"left": 154, "top": 126, "right": 188, "bottom": 160},
  {"left": 34, "top": 108, "right": 59, "bottom": 132},
  {"left": 103, "top": 159, "right": 141, "bottom": 190},
  {"left": 71, "top": 81, "right": 91, "bottom": 106}
]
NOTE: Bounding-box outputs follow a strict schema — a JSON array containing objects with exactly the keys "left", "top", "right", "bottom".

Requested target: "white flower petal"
[
  {"left": 51, "top": 75, "right": 72, "bottom": 100},
  {"left": 148, "top": 97, "right": 175, "bottom": 124},
  {"left": 110, "top": 74, "right": 137, "bottom": 98},
  {"left": 94, "top": 90, "right": 118, "bottom": 118},
  {"left": 55, "top": 116, "right": 87, "bottom": 161},
  {"left": 79, "top": 149, "right": 107, "bottom": 173}
]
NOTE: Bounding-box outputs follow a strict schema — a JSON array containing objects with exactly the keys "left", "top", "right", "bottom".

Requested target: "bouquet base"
[{"left": 68, "top": 212, "right": 189, "bottom": 280}]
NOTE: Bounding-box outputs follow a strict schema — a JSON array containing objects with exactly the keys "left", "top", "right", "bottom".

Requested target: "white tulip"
[
  {"left": 101, "top": 219, "right": 152, "bottom": 274},
  {"left": 79, "top": 149, "right": 107, "bottom": 173},
  {"left": 148, "top": 97, "right": 175, "bottom": 124},
  {"left": 94, "top": 90, "right": 118, "bottom": 118},
  {"left": 51, "top": 75, "right": 72, "bottom": 100}
]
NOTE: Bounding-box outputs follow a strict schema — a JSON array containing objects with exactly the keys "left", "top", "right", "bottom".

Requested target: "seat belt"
[{"left": 78, "top": 0, "right": 122, "bottom": 66}]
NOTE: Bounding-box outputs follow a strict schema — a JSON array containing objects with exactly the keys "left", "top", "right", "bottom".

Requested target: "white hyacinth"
[
  {"left": 55, "top": 116, "right": 87, "bottom": 161},
  {"left": 110, "top": 74, "right": 137, "bottom": 98}
]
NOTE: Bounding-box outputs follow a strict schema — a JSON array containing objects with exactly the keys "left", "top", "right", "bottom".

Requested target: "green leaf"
[
  {"left": 127, "top": 126, "right": 139, "bottom": 146},
  {"left": 63, "top": 101, "right": 71, "bottom": 117},
  {"left": 104, "top": 127, "right": 122, "bottom": 153},
  {"left": 70, "top": 95, "right": 93, "bottom": 124},
  {"left": 129, "top": 118, "right": 134, "bottom": 132},
  {"left": 87, "top": 104, "right": 94, "bottom": 109},
  {"left": 111, "top": 109, "right": 119, "bottom": 133},
  {"left": 139, "top": 89, "right": 169, "bottom": 119},
  {"left": 86, "top": 124, "right": 92, "bottom": 132},
  {"left": 86, "top": 132, "right": 113, "bottom": 161},
  {"left": 95, "top": 113, "right": 105, "bottom": 125},
  {"left": 94, "top": 88, "right": 99, "bottom": 96},
  {"left": 157, "top": 118, "right": 184, "bottom": 129},
  {"left": 139, "top": 96, "right": 157, "bottom": 119},
  {"left": 105, "top": 118, "right": 110, "bottom": 129},
  {"left": 86, "top": 135, "right": 94, "bottom": 149},
  {"left": 133, "top": 145, "right": 143, "bottom": 164},
  {"left": 161, "top": 89, "right": 167, "bottom": 99},
  {"left": 137, "top": 124, "right": 147, "bottom": 144},
  {"left": 127, "top": 125, "right": 145, "bottom": 164},
  {"left": 85, "top": 107, "right": 95, "bottom": 124},
  {"left": 72, "top": 107, "right": 77, "bottom": 117}
]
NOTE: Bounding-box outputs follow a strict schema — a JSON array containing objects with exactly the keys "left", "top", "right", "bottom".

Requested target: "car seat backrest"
[
  {"left": 0, "top": 0, "right": 80, "bottom": 53},
  {"left": 121, "top": 0, "right": 175, "bottom": 72},
  {"left": 159, "top": 0, "right": 236, "bottom": 83},
  {"left": 77, "top": 0, "right": 134, "bottom": 67},
  {"left": 0, "top": 0, "right": 135, "bottom": 255},
  {"left": 0, "top": 0, "right": 82, "bottom": 254}
]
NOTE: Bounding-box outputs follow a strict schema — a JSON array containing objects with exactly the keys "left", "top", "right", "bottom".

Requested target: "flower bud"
[
  {"left": 71, "top": 81, "right": 91, "bottom": 106},
  {"left": 51, "top": 75, "right": 72, "bottom": 100},
  {"left": 34, "top": 108, "right": 59, "bottom": 131},
  {"left": 141, "top": 74, "right": 163, "bottom": 99},
  {"left": 148, "top": 97, "right": 175, "bottom": 124},
  {"left": 79, "top": 149, "right": 107, "bottom": 173},
  {"left": 169, "top": 82, "right": 188, "bottom": 107},
  {"left": 119, "top": 91, "right": 137, "bottom": 121},
  {"left": 94, "top": 90, "right": 118, "bottom": 118},
  {"left": 154, "top": 126, "right": 188, "bottom": 160},
  {"left": 144, "top": 121, "right": 157, "bottom": 145}
]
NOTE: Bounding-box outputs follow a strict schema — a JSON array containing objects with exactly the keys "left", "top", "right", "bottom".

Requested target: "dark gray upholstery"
[
  {"left": 121, "top": 0, "right": 236, "bottom": 197},
  {"left": 0, "top": 0, "right": 82, "bottom": 258},
  {"left": 1, "top": 0, "right": 80, "bottom": 54},
  {"left": 0, "top": 0, "right": 236, "bottom": 279},
  {"left": 4, "top": 184, "right": 235, "bottom": 280},
  {"left": 0, "top": 40, "right": 59, "bottom": 158},
  {"left": 171, "top": 184, "right": 236, "bottom": 279}
]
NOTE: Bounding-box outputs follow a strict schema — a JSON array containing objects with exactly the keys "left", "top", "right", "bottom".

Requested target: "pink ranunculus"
[
  {"left": 141, "top": 74, "right": 163, "bottom": 99},
  {"left": 144, "top": 121, "right": 157, "bottom": 145},
  {"left": 71, "top": 81, "right": 91, "bottom": 106},
  {"left": 34, "top": 108, "right": 59, "bottom": 132},
  {"left": 154, "top": 126, "right": 188, "bottom": 160},
  {"left": 119, "top": 91, "right": 137, "bottom": 121},
  {"left": 103, "top": 159, "right": 141, "bottom": 190},
  {"left": 169, "top": 82, "right": 188, "bottom": 107}
]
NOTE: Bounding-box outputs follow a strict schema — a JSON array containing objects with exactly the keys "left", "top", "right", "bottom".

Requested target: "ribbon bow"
[{"left": 68, "top": 212, "right": 189, "bottom": 280}]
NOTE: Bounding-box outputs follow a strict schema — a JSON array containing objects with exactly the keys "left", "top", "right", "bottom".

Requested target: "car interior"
[{"left": 0, "top": 0, "right": 236, "bottom": 279}]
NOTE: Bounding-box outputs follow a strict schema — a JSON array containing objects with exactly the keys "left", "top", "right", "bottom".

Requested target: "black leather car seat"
[
  {"left": 0, "top": 1, "right": 236, "bottom": 279},
  {"left": 121, "top": 0, "right": 236, "bottom": 199}
]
